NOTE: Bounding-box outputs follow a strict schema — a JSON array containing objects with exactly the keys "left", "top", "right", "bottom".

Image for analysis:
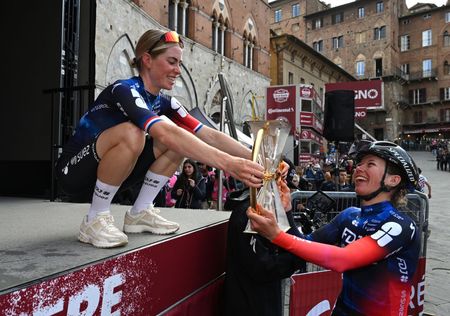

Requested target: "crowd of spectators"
[{"left": 287, "top": 157, "right": 355, "bottom": 193}]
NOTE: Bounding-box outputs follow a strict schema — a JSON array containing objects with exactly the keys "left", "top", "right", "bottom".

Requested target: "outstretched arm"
[
  {"left": 149, "top": 121, "right": 263, "bottom": 188},
  {"left": 247, "top": 207, "right": 387, "bottom": 273},
  {"left": 196, "top": 125, "right": 252, "bottom": 160}
]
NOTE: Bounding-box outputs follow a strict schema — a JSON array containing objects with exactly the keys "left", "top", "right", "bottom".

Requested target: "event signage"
[
  {"left": 267, "top": 86, "right": 297, "bottom": 133},
  {"left": 325, "top": 80, "right": 383, "bottom": 119}
]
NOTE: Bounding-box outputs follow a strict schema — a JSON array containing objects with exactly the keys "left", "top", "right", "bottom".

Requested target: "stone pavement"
[{"left": 410, "top": 151, "right": 450, "bottom": 316}]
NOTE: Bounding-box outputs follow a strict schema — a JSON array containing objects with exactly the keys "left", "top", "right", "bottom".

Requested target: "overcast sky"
[{"left": 327, "top": 0, "right": 447, "bottom": 8}]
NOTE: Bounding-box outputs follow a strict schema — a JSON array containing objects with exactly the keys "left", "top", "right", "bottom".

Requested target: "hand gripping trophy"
[{"left": 244, "top": 119, "right": 291, "bottom": 233}]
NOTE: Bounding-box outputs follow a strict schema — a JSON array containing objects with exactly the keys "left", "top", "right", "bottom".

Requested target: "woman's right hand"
[
  {"left": 246, "top": 204, "right": 282, "bottom": 241},
  {"left": 224, "top": 157, "right": 264, "bottom": 188}
]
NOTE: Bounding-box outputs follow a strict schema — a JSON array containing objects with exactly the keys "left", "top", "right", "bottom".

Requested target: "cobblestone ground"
[{"left": 412, "top": 151, "right": 450, "bottom": 316}]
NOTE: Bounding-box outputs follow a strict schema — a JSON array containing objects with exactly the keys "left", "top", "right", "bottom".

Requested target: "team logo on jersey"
[
  {"left": 396, "top": 257, "right": 409, "bottom": 283},
  {"left": 130, "top": 87, "right": 148, "bottom": 109},
  {"left": 371, "top": 222, "right": 402, "bottom": 247},
  {"left": 341, "top": 227, "right": 358, "bottom": 244},
  {"left": 171, "top": 97, "right": 188, "bottom": 117}
]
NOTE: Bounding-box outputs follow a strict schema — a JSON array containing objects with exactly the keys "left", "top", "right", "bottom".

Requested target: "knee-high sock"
[
  {"left": 131, "top": 171, "right": 170, "bottom": 214},
  {"left": 88, "top": 179, "right": 120, "bottom": 222}
]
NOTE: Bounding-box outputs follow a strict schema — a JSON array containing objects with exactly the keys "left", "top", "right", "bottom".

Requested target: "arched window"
[
  {"left": 243, "top": 35, "right": 255, "bottom": 69},
  {"left": 444, "top": 60, "right": 450, "bottom": 75},
  {"left": 168, "top": 0, "right": 190, "bottom": 36},
  {"left": 444, "top": 31, "right": 450, "bottom": 47},
  {"left": 355, "top": 54, "right": 366, "bottom": 78},
  {"left": 243, "top": 17, "right": 257, "bottom": 70},
  {"left": 211, "top": 15, "right": 227, "bottom": 55}
]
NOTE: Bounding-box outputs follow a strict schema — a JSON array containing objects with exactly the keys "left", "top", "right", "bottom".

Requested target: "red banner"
[
  {"left": 300, "top": 112, "right": 323, "bottom": 133},
  {"left": 325, "top": 80, "right": 383, "bottom": 109},
  {"left": 290, "top": 270, "right": 342, "bottom": 316},
  {"left": 0, "top": 223, "right": 228, "bottom": 315},
  {"left": 300, "top": 129, "right": 322, "bottom": 144},
  {"left": 267, "top": 85, "right": 297, "bottom": 133},
  {"left": 290, "top": 257, "right": 426, "bottom": 316}
]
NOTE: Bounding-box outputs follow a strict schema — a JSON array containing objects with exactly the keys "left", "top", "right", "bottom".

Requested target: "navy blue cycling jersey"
[
  {"left": 307, "top": 201, "right": 420, "bottom": 315},
  {"left": 63, "top": 76, "right": 203, "bottom": 155}
]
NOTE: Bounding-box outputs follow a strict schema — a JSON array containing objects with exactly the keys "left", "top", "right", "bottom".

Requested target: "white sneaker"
[
  {"left": 78, "top": 212, "right": 128, "bottom": 248},
  {"left": 123, "top": 204, "right": 180, "bottom": 235}
]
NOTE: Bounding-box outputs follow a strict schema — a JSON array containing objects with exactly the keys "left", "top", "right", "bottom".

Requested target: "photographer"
[{"left": 171, "top": 159, "right": 206, "bottom": 209}]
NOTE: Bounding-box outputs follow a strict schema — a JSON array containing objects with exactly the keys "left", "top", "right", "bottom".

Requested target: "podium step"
[{"left": 0, "top": 197, "right": 229, "bottom": 315}]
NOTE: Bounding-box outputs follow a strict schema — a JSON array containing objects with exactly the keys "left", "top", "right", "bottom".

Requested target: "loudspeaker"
[{"left": 323, "top": 90, "right": 355, "bottom": 142}]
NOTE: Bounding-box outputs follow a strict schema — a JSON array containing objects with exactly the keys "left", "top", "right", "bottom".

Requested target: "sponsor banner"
[
  {"left": 267, "top": 85, "right": 297, "bottom": 133},
  {"left": 355, "top": 108, "right": 367, "bottom": 119},
  {"left": 0, "top": 224, "right": 228, "bottom": 315},
  {"left": 290, "top": 270, "right": 342, "bottom": 316},
  {"left": 299, "top": 84, "right": 323, "bottom": 109},
  {"left": 326, "top": 79, "right": 383, "bottom": 109},
  {"left": 289, "top": 257, "right": 426, "bottom": 316},
  {"left": 300, "top": 112, "right": 323, "bottom": 133},
  {"left": 299, "top": 153, "right": 316, "bottom": 165},
  {"left": 408, "top": 257, "right": 426, "bottom": 315},
  {"left": 299, "top": 129, "right": 322, "bottom": 144},
  {"left": 299, "top": 85, "right": 315, "bottom": 99}
]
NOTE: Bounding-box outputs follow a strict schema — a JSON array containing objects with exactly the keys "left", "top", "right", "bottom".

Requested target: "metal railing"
[{"left": 290, "top": 190, "right": 430, "bottom": 272}]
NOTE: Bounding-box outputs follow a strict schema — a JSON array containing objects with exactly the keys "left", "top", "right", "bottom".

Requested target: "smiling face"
[
  {"left": 354, "top": 154, "right": 402, "bottom": 205},
  {"left": 143, "top": 46, "right": 183, "bottom": 94},
  {"left": 354, "top": 154, "right": 386, "bottom": 195}
]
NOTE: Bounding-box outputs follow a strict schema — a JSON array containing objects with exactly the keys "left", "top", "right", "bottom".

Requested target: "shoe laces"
[
  {"left": 148, "top": 204, "right": 161, "bottom": 214},
  {"left": 98, "top": 215, "right": 119, "bottom": 232}
]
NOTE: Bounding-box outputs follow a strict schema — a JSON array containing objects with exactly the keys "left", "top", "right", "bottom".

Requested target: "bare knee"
[
  {"left": 97, "top": 122, "right": 145, "bottom": 158},
  {"left": 120, "top": 123, "right": 146, "bottom": 155}
]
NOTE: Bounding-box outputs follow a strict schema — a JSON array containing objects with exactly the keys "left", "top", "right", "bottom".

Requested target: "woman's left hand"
[
  {"left": 277, "top": 178, "right": 292, "bottom": 211},
  {"left": 277, "top": 161, "right": 290, "bottom": 180}
]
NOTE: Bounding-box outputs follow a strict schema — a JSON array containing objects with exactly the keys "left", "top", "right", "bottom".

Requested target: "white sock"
[
  {"left": 88, "top": 179, "right": 120, "bottom": 222},
  {"left": 130, "top": 171, "right": 170, "bottom": 215}
]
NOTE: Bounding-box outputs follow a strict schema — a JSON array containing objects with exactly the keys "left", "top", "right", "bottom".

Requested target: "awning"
[
  {"left": 189, "top": 107, "right": 253, "bottom": 147},
  {"left": 403, "top": 127, "right": 450, "bottom": 134}
]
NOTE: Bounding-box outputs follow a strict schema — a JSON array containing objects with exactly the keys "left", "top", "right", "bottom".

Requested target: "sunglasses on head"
[{"left": 147, "top": 31, "right": 184, "bottom": 53}]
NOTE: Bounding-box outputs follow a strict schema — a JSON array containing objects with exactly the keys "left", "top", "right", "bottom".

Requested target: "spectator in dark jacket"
[
  {"left": 171, "top": 159, "right": 206, "bottom": 209},
  {"left": 196, "top": 161, "right": 214, "bottom": 208},
  {"left": 223, "top": 183, "right": 306, "bottom": 316},
  {"left": 320, "top": 171, "right": 337, "bottom": 191}
]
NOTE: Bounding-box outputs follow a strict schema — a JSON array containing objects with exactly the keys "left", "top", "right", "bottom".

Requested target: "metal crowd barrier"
[{"left": 290, "top": 190, "right": 430, "bottom": 272}]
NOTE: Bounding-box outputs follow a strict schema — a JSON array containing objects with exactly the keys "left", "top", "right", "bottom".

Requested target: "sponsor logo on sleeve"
[
  {"left": 170, "top": 97, "right": 188, "bottom": 117},
  {"left": 371, "top": 222, "right": 402, "bottom": 247}
]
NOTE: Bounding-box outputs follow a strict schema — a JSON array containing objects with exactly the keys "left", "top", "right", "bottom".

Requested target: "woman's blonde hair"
[
  {"left": 386, "top": 162, "right": 408, "bottom": 207},
  {"left": 131, "top": 29, "right": 183, "bottom": 71}
]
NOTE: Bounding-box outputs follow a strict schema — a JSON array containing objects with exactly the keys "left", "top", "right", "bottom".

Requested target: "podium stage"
[{"left": 0, "top": 197, "right": 230, "bottom": 315}]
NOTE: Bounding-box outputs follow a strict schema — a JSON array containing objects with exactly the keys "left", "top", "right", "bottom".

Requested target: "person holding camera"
[{"left": 171, "top": 159, "right": 206, "bottom": 209}]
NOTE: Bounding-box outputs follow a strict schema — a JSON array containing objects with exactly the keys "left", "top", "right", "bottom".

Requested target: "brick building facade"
[
  {"left": 399, "top": 3, "right": 450, "bottom": 143},
  {"left": 96, "top": 0, "right": 272, "bottom": 128},
  {"left": 269, "top": 0, "right": 450, "bottom": 143}
]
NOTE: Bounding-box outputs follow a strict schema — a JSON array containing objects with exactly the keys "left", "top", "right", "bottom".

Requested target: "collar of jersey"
[
  {"left": 137, "top": 76, "right": 159, "bottom": 103},
  {"left": 360, "top": 200, "right": 394, "bottom": 215}
]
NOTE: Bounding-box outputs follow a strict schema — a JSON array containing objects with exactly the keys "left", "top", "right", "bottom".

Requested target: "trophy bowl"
[{"left": 244, "top": 119, "right": 292, "bottom": 233}]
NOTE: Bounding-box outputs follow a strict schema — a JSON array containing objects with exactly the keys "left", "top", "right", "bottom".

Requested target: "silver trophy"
[{"left": 244, "top": 119, "right": 292, "bottom": 233}]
